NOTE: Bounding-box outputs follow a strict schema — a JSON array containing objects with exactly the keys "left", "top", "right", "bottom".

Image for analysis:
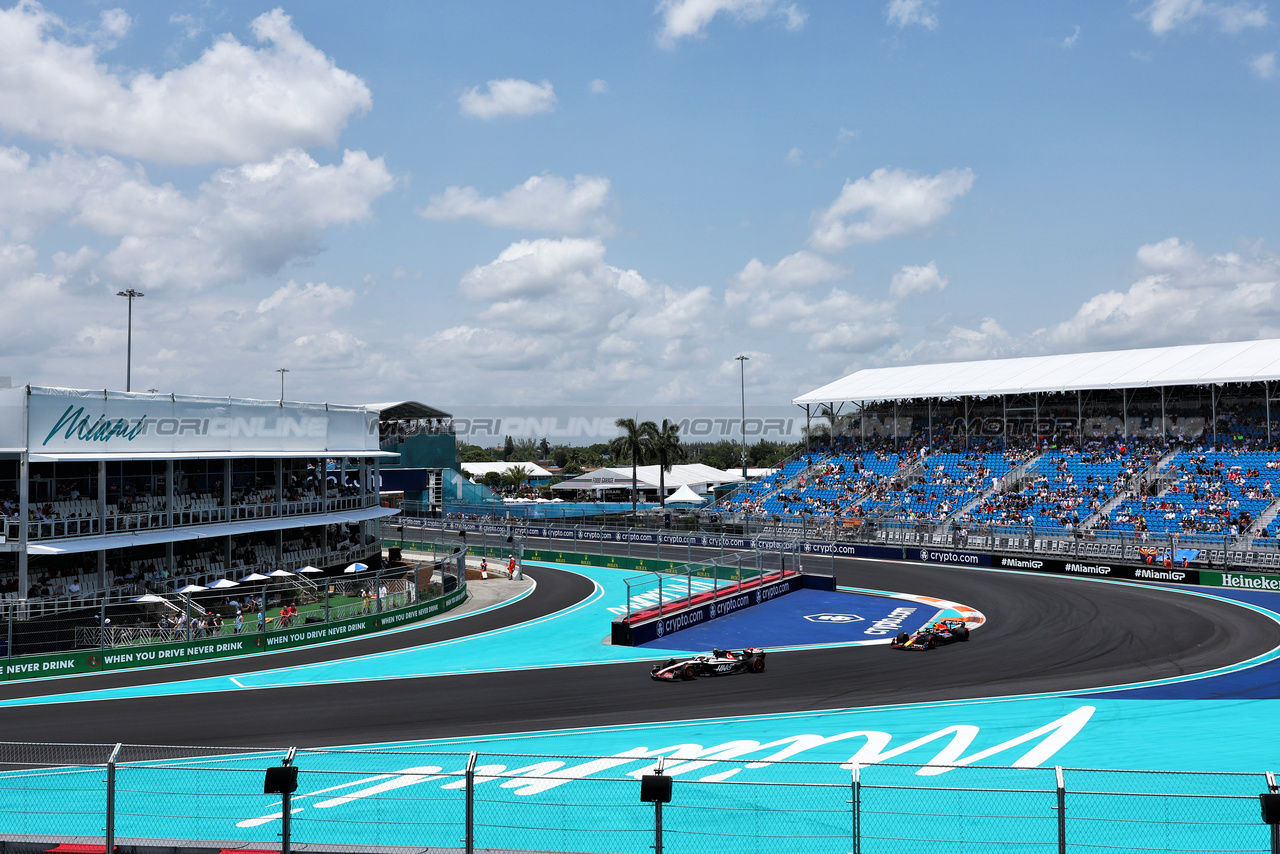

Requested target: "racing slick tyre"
[
  {"left": 748, "top": 656, "right": 766, "bottom": 673},
  {"left": 682, "top": 664, "right": 697, "bottom": 681},
  {"left": 957, "top": 625, "right": 970, "bottom": 641},
  {"left": 894, "top": 632, "right": 909, "bottom": 645}
]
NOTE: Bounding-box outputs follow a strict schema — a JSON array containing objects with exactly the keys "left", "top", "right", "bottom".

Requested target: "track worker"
[{"left": 506, "top": 555, "right": 516, "bottom": 579}]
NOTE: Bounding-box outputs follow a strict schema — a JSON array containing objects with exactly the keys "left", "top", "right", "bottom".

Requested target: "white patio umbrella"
[
  {"left": 133, "top": 593, "right": 167, "bottom": 603},
  {"left": 205, "top": 579, "right": 240, "bottom": 589},
  {"left": 174, "top": 584, "right": 207, "bottom": 641},
  {"left": 344, "top": 562, "right": 369, "bottom": 574},
  {"left": 240, "top": 572, "right": 270, "bottom": 582},
  {"left": 266, "top": 569, "right": 295, "bottom": 577},
  {"left": 296, "top": 565, "right": 322, "bottom": 574}
]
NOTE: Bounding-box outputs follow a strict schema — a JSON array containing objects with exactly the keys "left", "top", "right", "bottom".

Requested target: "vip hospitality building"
[{"left": 0, "top": 386, "right": 397, "bottom": 614}]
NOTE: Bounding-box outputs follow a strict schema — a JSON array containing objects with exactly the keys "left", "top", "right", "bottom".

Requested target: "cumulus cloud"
[
  {"left": 1062, "top": 25, "right": 1081, "bottom": 47},
  {"left": 809, "top": 167, "right": 975, "bottom": 252},
  {"left": 420, "top": 174, "right": 612, "bottom": 233},
  {"left": 458, "top": 78, "right": 556, "bottom": 119},
  {"left": 758, "top": 288, "right": 900, "bottom": 352},
  {"left": 418, "top": 237, "right": 713, "bottom": 390},
  {"left": 728, "top": 250, "right": 849, "bottom": 306},
  {"left": 1138, "top": 0, "right": 1268, "bottom": 35},
  {"left": 1250, "top": 52, "right": 1277, "bottom": 78},
  {"left": 887, "top": 318, "right": 1014, "bottom": 364},
  {"left": 0, "top": 5, "right": 372, "bottom": 165},
  {"left": 1041, "top": 238, "right": 1280, "bottom": 350},
  {"left": 656, "top": 0, "right": 806, "bottom": 47},
  {"left": 256, "top": 280, "right": 356, "bottom": 316},
  {"left": 886, "top": 0, "right": 939, "bottom": 30},
  {"left": 889, "top": 261, "right": 948, "bottom": 299},
  {"left": 590, "top": 79, "right": 609, "bottom": 94},
  {"left": 0, "top": 146, "right": 393, "bottom": 290},
  {"left": 100, "top": 149, "right": 394, "bottom": 290}
]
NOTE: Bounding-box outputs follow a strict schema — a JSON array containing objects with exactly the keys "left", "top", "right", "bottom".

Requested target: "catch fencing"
[{"left": 1, "top": 743, "right": 1278, "bottom": 853}]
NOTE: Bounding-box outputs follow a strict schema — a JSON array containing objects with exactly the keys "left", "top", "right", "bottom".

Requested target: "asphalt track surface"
[{"left": 0, "top": 552, "right": 1277, "bottom": 748}]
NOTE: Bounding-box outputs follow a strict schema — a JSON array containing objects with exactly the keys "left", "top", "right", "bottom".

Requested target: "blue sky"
[{"left": 2, "top": 0, "right": 1279, "bottom": 410}]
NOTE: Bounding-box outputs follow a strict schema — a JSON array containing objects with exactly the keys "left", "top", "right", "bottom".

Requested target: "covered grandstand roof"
[
  {"left": 794, "top": 339, "right": 1280, "bottom": 406},
  {"left": 364, "top": 401, "right": 452, "bottom": 421}
]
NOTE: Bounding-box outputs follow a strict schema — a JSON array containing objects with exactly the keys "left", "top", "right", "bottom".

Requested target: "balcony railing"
[{"left": 8, "top": 492, "right": 382, "bottom": 541}]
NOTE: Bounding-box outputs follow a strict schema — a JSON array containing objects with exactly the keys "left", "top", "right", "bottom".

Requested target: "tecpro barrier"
[
  {"left": 613, "top": 572, "right": 809, "bottom": 646},
  {"left": 0, "top": 586, "right": 467, "bottom": 682}
]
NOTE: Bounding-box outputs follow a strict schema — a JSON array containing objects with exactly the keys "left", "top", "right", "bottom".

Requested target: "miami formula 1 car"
[
  {"left": 891, "top": 618, "right": 971, "bottom": 650},
  {"left": 651, "top": 648, "right": 766, "bottom": 681}
]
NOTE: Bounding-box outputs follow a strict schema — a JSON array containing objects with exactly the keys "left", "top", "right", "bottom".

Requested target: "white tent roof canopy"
[{"left": 793, "top": 339, "right": 1280, "bottom": 407}]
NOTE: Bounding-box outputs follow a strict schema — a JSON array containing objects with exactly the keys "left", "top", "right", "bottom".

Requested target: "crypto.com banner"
[
  {"left": 450, "top": 405, "right": 805, "bottom": 447},
  {"left": 15, "top": 386, "right": 379, "bottom": 456}
]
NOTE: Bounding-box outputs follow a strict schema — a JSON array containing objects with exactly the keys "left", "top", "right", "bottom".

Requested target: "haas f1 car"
[
  {"left": 651, "top": 648, "right": 766, "bottom": 681},
  {"left": 891, "top": 618, "right": 971, "bottom": 650}
]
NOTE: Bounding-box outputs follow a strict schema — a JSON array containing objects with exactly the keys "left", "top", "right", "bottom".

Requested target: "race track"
[{"left": 0, "top": 555, "right": 1274, "bottom": 748}]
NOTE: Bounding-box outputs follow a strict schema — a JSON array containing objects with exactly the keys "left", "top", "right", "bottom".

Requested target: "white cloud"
[
  {"left": 420, "top": 237, "right": 713, "bottom": 391},
  {"left": 759, "top": 288, "right": 900, "bottom": 352},
  {"left": 809, "top": 167, "right": 975, "bottom": 252},
  {"left": 256, "top": 280, "right": 356, "bottom": 316},
  {"left": 655, "top": 0, "right": 806, "bottom": 47},
  {"left": 420, "top": 174, "right": 612, "bottom": 233},
  {"left": 0, "top": 5, "right": 372, "bottom": 165},
  {"left": 99, "top": 8, "right": 132, "bottom": 40},
  {"left": 590, "top": 79, "right": 609, "bottom": 94},
  {"left": 1062, "top": 25, "right": 1081, "bottom": 47},
  {"left": 886, "top": 0, "right": 939, "bottom": 30},
  {"left": 0, "top": 146, "right": 394, "bottom": 291},
  {"left": 458, "top": 78, "right": 556, "bottom": 119},
  {"left": 1138, "top": 0, "right": 1268, "bottom": 35},
  {"left": 729, "top": 250, "right": 849, "bottom": 306},
  {"left": 1041, "top": 238, "right": 1280, "bottom": 350},
  {"left": 889, "top": 261, "right": 948, "bottom": 299},
  {"left": 785, "top": 147, "right": 804, "bottom": 165},
  {"left": 887, "top": 318, "right": 1014, "bottom": 364},
  {"left": 1250, "top": 52, "right": 1277, "bottom": 78}
]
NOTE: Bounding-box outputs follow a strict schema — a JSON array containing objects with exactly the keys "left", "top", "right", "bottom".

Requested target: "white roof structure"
[
  {"left": 552, "top": 463, "right": 743, "bottom": 493},
  {"left": 461, "top": 461, "right": 555, "bottom": 480},
  {"left": 666, "top": 483, "right": 708, "bottom": 504},
  {"left": 794, "top": 339, "right": 1280, "bottom": 406}
]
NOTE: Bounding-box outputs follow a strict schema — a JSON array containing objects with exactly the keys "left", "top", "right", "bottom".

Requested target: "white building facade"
[{"left": 0, "top": 387, "right": 397, "bottom": 611}]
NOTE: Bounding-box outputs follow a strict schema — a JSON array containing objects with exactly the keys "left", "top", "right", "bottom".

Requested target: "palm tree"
[
  {"left": 503, "top": 464, "right": 532, "bottom": 494},
  {"left": 610, "top": 417, "right": 657, "bottom": 516},
  {"left": 645, "top": 419, "right": 686, "bottom": 508}
]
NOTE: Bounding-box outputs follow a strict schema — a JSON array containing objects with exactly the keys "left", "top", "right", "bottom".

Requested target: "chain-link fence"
[{"left": 1, "top": 744, "right": 1279, "bottom": 853}]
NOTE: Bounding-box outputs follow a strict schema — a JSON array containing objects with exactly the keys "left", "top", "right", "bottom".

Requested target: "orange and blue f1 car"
[
  {"left": 651, "top": 648, "right": 766, "bottom": 680},
  {"left": 891, "top": 618, "right": 971, "bottom": 650}
]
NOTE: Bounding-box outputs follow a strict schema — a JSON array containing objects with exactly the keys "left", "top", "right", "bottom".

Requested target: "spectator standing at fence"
[{"left": 234, "top": 610, "right": 243, "bottom": 633}]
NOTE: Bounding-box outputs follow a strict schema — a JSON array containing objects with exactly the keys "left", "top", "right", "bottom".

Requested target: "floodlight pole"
[
  {"left": 736, "top": 355, "right": 749, "bottom": 478},
  {"left": 277, "top": 368, "right": 289, "bottom": 406},
  {"left": 116, "top": 289, "right": 144, "bottom": 392}
]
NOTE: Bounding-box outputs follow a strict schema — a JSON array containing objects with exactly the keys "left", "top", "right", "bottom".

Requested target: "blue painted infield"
[{"left": 639, "top": 588, "right": 937, "bottom": 650}]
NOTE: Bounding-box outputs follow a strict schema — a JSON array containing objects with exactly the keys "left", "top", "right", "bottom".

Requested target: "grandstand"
[
  {"left": 0, "top": 387, "right": 402, "bottom": 619},
  {"left": 718, "top": 340, "right": 1280, "bottom": 569}
]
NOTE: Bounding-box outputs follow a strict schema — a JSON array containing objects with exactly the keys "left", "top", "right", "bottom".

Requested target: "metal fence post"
[
  {"left": 465, "top": 751, "right": 477, "bottom": 854},
  {"left": 851, "top": 763, "right": 861, "bottom": 854},
  {"left": 104, "top": 742, "right": 121, "bottom": 852},
  {"left": 1056, "top": 765, "right": 1066, "bottom": 854},
  {"left": 281, "top": 746, "right": 297, "bottom": 854},
  {"left": 1268, "top": 771, "right": 1279, "bottom": 854}
]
